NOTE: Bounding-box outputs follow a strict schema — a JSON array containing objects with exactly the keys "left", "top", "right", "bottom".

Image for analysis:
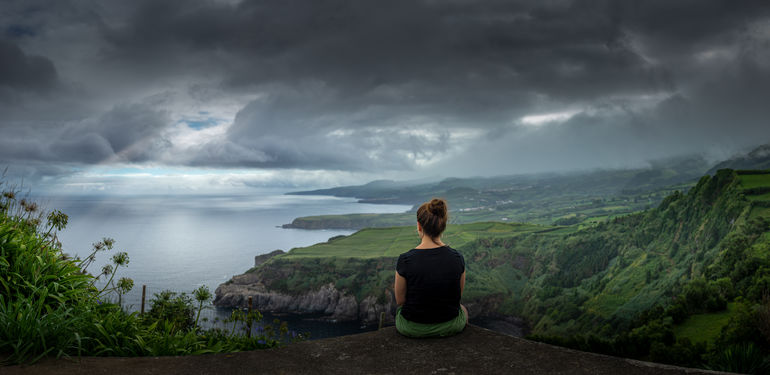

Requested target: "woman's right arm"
[
  {"left": 394, "top": 271, "right": 407, "bottom": 306},
  {"left": 460, "top": 271, "right": 466, "bottom": 297}
]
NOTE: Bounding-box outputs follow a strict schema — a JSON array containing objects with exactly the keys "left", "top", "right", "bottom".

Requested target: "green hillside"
[
  {"left": 241, "top": 169, "right": 770, "bottom": 369},
  {"left": 261, "top": 170, "right": 753, "bottom": 327}
]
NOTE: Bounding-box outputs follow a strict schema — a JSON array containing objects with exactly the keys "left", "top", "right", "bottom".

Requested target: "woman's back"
[{"left": 397, "top": 246, "right": 465, "bottom": 324}]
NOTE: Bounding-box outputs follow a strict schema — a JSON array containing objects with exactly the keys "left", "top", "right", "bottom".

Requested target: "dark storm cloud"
[
  {"left": 200, "top": 84, "right": 453, "bottom": 170},
  {"left": 0, "top": 39, "right": 57, "bottom": 91},
  {"left": 101, "top": 0, "right": 768, "bottom": 93},
  {"left": 103, "top": 0, "right": 673, "bottom": 105},
  {"left": 0, "top": 102, "right": 170, "bottom": 166},
  {"left": 87, "top": 103, "right": 171, "bottom": 161},
  {"left": 1, "top": 0, "right": 770, "bottom": 179}
]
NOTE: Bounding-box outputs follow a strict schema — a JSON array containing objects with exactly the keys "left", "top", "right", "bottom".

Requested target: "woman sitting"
[{"left": 394, "top": 198, "right": 468, "bottom": 338}]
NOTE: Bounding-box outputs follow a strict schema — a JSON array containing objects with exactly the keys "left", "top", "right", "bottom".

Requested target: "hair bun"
[
  {"left": 428, "top": 198, "right": 447, "bottom": 217},
  {"left": 416, "top": 198, "right": 449, "bottom": 238}
]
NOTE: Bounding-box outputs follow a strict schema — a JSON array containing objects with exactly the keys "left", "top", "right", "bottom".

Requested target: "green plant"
[
  {"left": 74, "top": 237, "right": 135, "bottom": 304},
  {"left": 146, "top": 291, "right": 195, "bottom": 333},
  {"left": 193, "top": 285, "right": 212, "bottom": 329},
  {"left": 707, "top": 343, "right": 770, "bottom": 374},
  {"left": 0, "top": 183, "right": 97, "bottom": 364}
]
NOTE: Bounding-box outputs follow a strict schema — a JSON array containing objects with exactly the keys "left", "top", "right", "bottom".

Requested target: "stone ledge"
[{"left": 4, "top": 325, "right": 731, "bottom": 375}]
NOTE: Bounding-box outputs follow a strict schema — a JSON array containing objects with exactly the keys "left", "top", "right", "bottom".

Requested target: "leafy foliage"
[
  {"left": 145, "top": 291, "right": 195, "bottom": 332},
  {"left": 706, "top": 343, "right": 769, "bottom": 374}
]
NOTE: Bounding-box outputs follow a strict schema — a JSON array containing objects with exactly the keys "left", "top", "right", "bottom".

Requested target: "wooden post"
[
  {"left": 378, "top": 311, "right": 385, "bottom": 330},
  {"left": 247, "top": 296, "right": 253, "bottom": 338},
  {"left": 140, "top": 285, "right": 146, "bottom": 315}
]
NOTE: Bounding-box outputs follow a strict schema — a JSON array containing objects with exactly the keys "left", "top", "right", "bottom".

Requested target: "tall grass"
[
  {"left": 707, "top": 343, "right": 769, "bottom": 374},
  {"left": 0, "top": 178, "right": 95, "bottom": 364}
]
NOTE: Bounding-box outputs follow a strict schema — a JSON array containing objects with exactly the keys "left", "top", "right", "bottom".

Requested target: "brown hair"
[{"left": 417, "top": 198, "right": 448, "bottom": 239}]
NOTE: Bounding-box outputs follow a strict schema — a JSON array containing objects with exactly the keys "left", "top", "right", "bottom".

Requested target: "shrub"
[{"left": 146, "top": 291, "right": 195, "bottom": 333}]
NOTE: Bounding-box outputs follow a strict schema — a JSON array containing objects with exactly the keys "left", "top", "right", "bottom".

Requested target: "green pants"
[{"left": 396, "top": 306, "right": 467, "bottom": 338}]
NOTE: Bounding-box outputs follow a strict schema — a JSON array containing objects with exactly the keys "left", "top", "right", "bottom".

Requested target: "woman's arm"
[
  {"left": 460, "top": 271, "right": 466, "bottom": 297},
  {"left": 394, "top": 271, "right": 407, "bottom": 306}
]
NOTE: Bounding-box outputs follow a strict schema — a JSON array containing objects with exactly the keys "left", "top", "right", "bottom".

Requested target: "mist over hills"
[
  {"left": 288, "top": 153, "right": 713, "bottom": 207},
  {"left": 292, "top": 145, "right": 770, "bottom": 205},
  {"left": 283, "top": 153, "right": 715, "bottom": 230},
  {"left": 281, "top": 145, "right": 770, "bottom": 231},
  {"left": 709, "top": 144, "right": 770, "bottom": 174}
]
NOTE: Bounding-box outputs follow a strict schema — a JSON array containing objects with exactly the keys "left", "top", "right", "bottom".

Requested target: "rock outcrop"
[
  {"left": 5, "top": 326, "right": 725, "bottom": 375},
  {"left": 214, "top": 280, "right": 396, "bottom": 324},
  {"left": 214, "top": 266, "right": 520, "bottom": 325}
]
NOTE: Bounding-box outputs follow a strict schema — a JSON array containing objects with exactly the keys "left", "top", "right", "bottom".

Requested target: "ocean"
[{"left": 38, "top": 190, "right": 411, "bottom": 338}]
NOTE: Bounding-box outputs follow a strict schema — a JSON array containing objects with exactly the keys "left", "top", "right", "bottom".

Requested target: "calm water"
[{"left": 38, "top": 191, "right": 410, "bottom": 338}]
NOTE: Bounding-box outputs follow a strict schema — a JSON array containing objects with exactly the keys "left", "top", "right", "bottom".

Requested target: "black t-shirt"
[{"left": 396, "top": 246, "right": 465, "bottom": 324}]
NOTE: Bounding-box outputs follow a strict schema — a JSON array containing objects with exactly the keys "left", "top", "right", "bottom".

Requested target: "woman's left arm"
[
  {"left": 460, "top": 271, "right": 466, "bottom": 297},
  {"left": 394, "top": 271, "right": 407, "bottom": 306}
]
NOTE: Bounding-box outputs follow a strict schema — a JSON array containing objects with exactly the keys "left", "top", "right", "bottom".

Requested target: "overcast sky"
[{"left": 1, "top": 0, "right": 769, "bottom": 193}]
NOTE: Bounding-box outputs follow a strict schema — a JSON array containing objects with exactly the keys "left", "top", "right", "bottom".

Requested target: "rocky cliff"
[
  {"left": 214, "top": 276, "right": 395, "bottom": 324},
  {"left": 214, "top": 267, "right": 509, "bottom": 325},
  {"left": 215, "top": 249, "right": 400, "bottom": 324}
]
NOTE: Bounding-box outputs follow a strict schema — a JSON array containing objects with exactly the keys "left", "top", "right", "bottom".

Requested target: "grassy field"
[
  {"left": 739, "top": 173, "right": 770, "bottom": 189},
  {"left": 746, "top": 192, "right": 770, "bottom": 201},
  {"left": 738, "top": 172, "right": 770, "bottom": 219},
  {"left": 283, "top": 222, "right": 555, "bottom": 259},
  {"left": 750, "top": 206, "right": 770, "bottom": 220},
  {"left": 673, "top": 303, "right": 737, "bottom": 346}
]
